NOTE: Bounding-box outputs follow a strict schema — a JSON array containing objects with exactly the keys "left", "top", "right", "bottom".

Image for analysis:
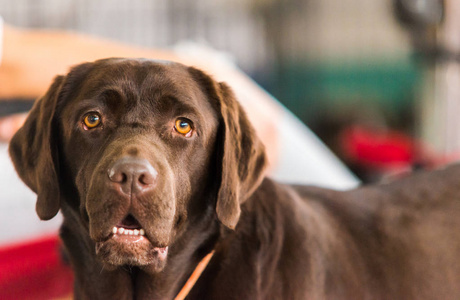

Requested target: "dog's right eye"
[{"left": 83, "top": 113, "right": 102, "bottom": 129}]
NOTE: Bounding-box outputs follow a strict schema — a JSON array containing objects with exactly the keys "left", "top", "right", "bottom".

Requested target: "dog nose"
[{"left": 108, "top": 157, "right": 157, "bottom": 195}]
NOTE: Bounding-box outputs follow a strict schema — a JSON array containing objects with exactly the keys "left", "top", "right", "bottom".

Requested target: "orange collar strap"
[{"left": 174, "top": 250, "right": 215, "bottom": 300}]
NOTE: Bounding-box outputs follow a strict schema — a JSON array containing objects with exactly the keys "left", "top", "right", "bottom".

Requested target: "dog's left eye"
[
  {"left": 174, "top": 118, "right": 193, "bottom": 137},
  {"left": 83, "top": 113, "right": 102, "bottom": 129}
]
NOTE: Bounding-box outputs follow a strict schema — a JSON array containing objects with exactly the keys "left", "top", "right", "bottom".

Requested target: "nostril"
[
  {"left": 108, "top": 168, "right": 127, "bottom": 183},
  {"left": 139, "top": 173, "right": 155, "bottom": 185}
]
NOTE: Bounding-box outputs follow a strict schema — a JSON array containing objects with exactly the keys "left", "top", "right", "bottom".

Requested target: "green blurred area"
[{"left": 268, "top": 58, "right": 422, "bottom": 126}]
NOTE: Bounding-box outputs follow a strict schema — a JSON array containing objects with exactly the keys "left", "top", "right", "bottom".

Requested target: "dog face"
[
  {"left": 59, "top": 60, "right": 221, "bottom": 271},
  {"left": 9, "top": 58, "right": 267, "bottom": 272}
]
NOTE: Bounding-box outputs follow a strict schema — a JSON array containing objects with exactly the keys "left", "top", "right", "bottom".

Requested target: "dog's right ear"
[
  {"left": 188, "top": 67, "right": 268, "bottom": 230},
  {"left": 9, "top": 75, "right": 65, "bottom": 220}
]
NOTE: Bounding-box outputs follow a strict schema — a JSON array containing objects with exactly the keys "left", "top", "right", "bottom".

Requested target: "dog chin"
[{"left": 95, "top": 234, "right": 169, "bottom": 272}]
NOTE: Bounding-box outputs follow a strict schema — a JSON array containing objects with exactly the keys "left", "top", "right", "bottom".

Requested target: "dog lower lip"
[
  {"left": 109, "top": 228, "right": 169, "bottom": 250},
  {"left": 153, "top": 246, "right": 169, "bottom": 260},
  {"left": 108, "top": 230, "right": 170, "bottom": 258}
]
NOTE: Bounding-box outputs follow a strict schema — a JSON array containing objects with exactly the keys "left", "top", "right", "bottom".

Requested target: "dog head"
[{"left": 9, "top": 58, "right": 267, "bottom": 272}]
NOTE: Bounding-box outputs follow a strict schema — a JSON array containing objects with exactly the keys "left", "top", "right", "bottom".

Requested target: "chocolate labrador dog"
[{"left": 9, "top": 58, "right": 460, "bottom": 299}]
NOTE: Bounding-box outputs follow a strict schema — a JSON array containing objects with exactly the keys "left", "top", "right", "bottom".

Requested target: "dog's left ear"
[
  {"left": 188, "top": 67, "right": 268, "bottom": 229},
  {"left": 9, "top": 75, "right": 65, "bottom": 220}
]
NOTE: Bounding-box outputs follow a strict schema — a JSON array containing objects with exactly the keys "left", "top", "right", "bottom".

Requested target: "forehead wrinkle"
[
  {"left": 161, "top": 97, "right": 203, "bottom": 121},
  {"left": 139, "top": 62, "right": 197, "bottom": 95},
  {"left": 95, "top": 85, "right": 128, "bottom": 108},
  {"left": 76, "top": 65, "right": 141, "bottom": 110},
  {"left": 140, "top": 73, "right": 197, "bottom": 115},
  {"left": 105, "top": 79, "right": 140, "bottom": 114}
]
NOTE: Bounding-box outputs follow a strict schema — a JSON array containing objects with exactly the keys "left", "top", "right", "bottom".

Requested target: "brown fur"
[{"left": 9, "top": 58, "right": 460, "bottom": 299}]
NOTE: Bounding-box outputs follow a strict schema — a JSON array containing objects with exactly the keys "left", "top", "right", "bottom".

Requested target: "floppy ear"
[
  {"left": 189, "top": 67, "right": 268, "bottom": 229},
  {"left": 9, "top": 75, "right": 65, "bottom": 220}
]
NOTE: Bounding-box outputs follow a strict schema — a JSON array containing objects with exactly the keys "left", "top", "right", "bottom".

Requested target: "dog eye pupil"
[
  {"left": 88, "top": 115, "right": 99, "bottom": 123},
  {"left": 84, "top": 113, "right": 102, "bottom": 129}
]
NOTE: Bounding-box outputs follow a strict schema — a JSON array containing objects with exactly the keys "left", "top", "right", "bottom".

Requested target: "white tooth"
[
  {"left": 133, "top": 229, "right": 139, "bottom": 236},
  {"left": 118, "top": 228, "right": 124, "bottom": 234},
  {"left": 113, "top": 227, "right": 117, "bottom": 234},
  {"left": 139, "top": 229, "right": 145, "bottom": 236},
  {"left": 129, "top": 230, "right": 134, "bottom": 235},
  {"left": 124, "top": 230, "right": 129, "bottom": 235}
]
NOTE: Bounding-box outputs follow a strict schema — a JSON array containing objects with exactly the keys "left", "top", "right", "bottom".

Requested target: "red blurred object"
[
  {"left": 0, "top": 235, "right": 73, "bottom": 300},
  {"left": 340, "top": 125, "right": 460, "bottom": 175},
  {"left": 341, "top": 126, "right": 416, "bottom": 169}
]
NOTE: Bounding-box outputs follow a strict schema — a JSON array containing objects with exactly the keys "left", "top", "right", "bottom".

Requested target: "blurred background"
[
  {"left": 1, "top": 0, "right": 458, "bottom": 298},
  {"left": 1, "top": 0, "right": 454, "bottom": 182}
]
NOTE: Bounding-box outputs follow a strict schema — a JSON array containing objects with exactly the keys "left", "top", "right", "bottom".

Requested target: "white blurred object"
[
  {"left": 0, "top": 143, "right": 62, "bottom": 245},
  {"left": 272, "top": 108, "right": 359, "bottom": 189}
]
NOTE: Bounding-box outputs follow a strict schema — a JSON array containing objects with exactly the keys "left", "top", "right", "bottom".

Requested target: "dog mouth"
[
  {"left": 95, "top": 214, "right": 169, "bottom": 269},
  {"left": 112, "top": 214, "right": 146, "bottom": 236},
  {"left": 111, "top": 214, "right": 169, "bottom": 256}
]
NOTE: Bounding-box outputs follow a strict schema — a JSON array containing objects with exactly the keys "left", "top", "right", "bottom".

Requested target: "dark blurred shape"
[
  {"left": 394, "top": 0, "right": 444, "bottom": 62},
  {"left": 0, "top": 100, "right": 34, "bottom": 117},
  {"left": 394, "top": 0, "right": 444, "bottom": 27}
]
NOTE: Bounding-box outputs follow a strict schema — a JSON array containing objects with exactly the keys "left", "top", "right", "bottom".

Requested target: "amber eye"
[
  {"left": 83, "top": 113, "right": 102, "bottom": 129},
  {"left": 174, "top": 118, "right": 193, "bottom": 136}
]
